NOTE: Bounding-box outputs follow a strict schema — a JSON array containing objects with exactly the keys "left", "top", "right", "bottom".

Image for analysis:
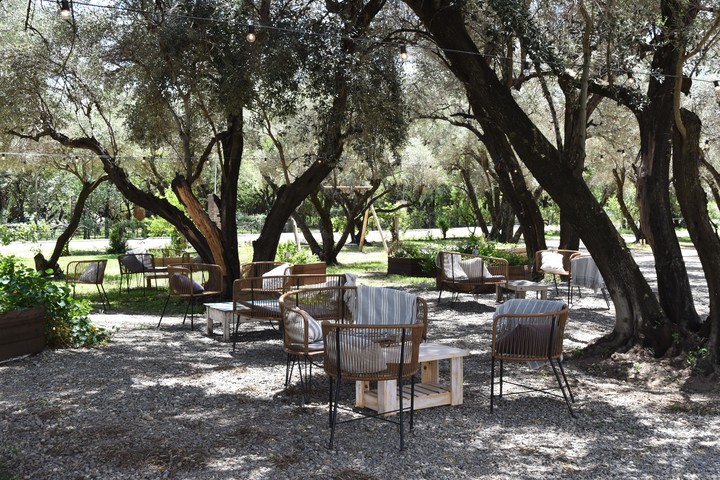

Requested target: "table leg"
[
  {"left": 206, "top": 313, "right": 214, "bottom": 336},
  {"left": 515, "top": 290, "right": 527, "bottom": 299},
  {"left": 421, "top": 360, "right": 439, "bottom": 384},
  {"left": 223, "top": 313, "right": 230, "bottom": 341},
  {"left": 540, "top": 289, "right": 548, "bottom": 299},
  {"left": 377, "top": 379, "right": 397, "bottom": 414},
  {"left": 495, "top": 284, "right": 503, "bottom": 303},
  {"left": 355, "top": 381, "right": 368, "bottom": 408},
  {"left": 449, "top": 357, "right": 464, "bottom": 405}
]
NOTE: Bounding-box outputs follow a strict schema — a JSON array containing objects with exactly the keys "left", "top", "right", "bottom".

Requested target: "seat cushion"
[
  {"left": 120, "top": 254, "right": 145, "bottom": 273},
  {"left": 78, "top": 263, "right": 100, "bottom": 283},
  {"left": 285, "top": 311, "right": 323, "bottom": 345},
  {"left": 262, "top": 263, "right": 291, "bottom": 289},
  {"left": 540, "top": 252, "right": 566, "bottom": 274},
  {"left": 441, "top": 253, "right": 468, "bottom": 280},
  {"left": 460, "top": 257, "right": 491, "bottom": 279},
  {"left": 169, "top": 273, "right": 205, "bottom": 294}
]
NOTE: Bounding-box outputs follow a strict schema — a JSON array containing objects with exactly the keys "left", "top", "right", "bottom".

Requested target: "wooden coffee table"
[
  {"left": 496, "top": 279, "right": 551, "bottom": 302},
  {"left": 355, "top": 343, "right": 470, "bottom": 415}
]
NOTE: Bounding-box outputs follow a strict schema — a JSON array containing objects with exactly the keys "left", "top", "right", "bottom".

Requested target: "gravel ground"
[{"left": 2, "top": 248, "right": 719, "bottom": 479}]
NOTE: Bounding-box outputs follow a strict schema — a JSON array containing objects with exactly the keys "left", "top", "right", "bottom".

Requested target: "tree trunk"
[
  {"left": 458, "top": 167, "right": 490, "bottom": 236},
  {"left": 635, "top": 21, "right": 700, "bottom": 332},
  {"left": 477, "top": 119, "right": 546, "bottom": 257},
  {"left": 612, "top": 167, "right": 644, "bottom": 242},
  {"left": 402, "top": 0, "right": 673, "bottom": 355},
  {"left": 673, "top": 109, "right": 719, "bottom": 368},
  {"left": 36, "top": 176, "right": 108, "bottom": 276}
]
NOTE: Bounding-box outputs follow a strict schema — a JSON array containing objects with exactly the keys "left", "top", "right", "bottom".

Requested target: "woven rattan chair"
[
  {"left": 232, "top": 273, "right": 348, "bottom": 350},
  {"left": 534, "top": 249, "right": 581, "bottom": 302},
  {"left": 157, "top": 263, "right": 223, "bottom": 330},
  {"left": 490, "top": 298, "right": 575, "bottom": 417},
  {"left": 239, "top": 261, "right": 291, "bottom": 279},
  {"left": 66, "top": 259, "right": 110, "bottom": 311},
  {"left": 322, "top": 321, "right": 424, "bottom": 450},
  {"left": 435, "top": 251, "right": 509, "bottom": 304},
  {"left": 118, "top": 252, "right": 154, "bottom": 295},
  {"left": 278, "top": 285, "right": 428, "bottom": 404}
]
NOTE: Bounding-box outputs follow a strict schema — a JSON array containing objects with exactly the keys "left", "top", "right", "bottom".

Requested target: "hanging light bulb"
[
  {"left": 60, "top": 0, "right": 71, "bottom": 20},
  {"left": 399, "top": 45, "right": 408, "bottom": 61},
  {"left": 626, "top": 71, "right": 635, "bottom": 85},
  {"left": 714, "top": 80, "right": 720, "bottom": 92},
  {"left": 246, "top": 25, "right": 256, "bottom": 43}
]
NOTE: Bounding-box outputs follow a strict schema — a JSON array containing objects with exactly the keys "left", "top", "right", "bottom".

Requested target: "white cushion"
[
  {"left": 540, "top": 252, "right": 566, "bottom": 274},
  {"left": 325, "top": 331, "right": 386, "bottom": 374},
  {"left": 262, "top": 263, "right": 291, "bottom": 289},
  {"left": 460, "top": 257, "right": 491, "bottom": 279},
  {"left": 442, "top": 253, "right": 468, "bottom": 280},
  {"left": 285, "top": 311, "right": 323, "bottom": 345}
]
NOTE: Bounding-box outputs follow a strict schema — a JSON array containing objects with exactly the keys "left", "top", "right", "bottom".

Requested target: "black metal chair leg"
[
  {"left": 490, "top": 356, "right": 496, "bottom": 412},
  {"left": 157, "top": 294, "right": 171, "bottom": 329},
  {"left": 550, "top": 359, "right": 576, "bottom": 417},
  {"left": 329, "top": 373, "right": 341, "bottom": 449}
]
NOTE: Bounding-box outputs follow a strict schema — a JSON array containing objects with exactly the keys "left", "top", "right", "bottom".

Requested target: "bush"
[
  {"left": 0, "top": 255, "right": 113, "bottom": 348},
  {"left": 276, "top": 241, "right": 320, "bottom": 264},
  {"left": 388, "top": 241, "right": 438, "bottom": 276}
]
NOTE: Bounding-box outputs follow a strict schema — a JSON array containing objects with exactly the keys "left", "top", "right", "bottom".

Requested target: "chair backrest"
[
  {"left": 321, "top": 321, "right": 424, "bottom": 382},
  {"left": 66, "top": 260, "right": 107, "bottom": 285},
  {"left": 118, "top": 253, "right": 154, "bottom": 274},
  {"left": 492, "top": 298, "right": 569, "bottom": 361},
  {"left": 435, "top": 251, "right": 509, "bottom": 282},
  {"left": 534, "top": 249, "right": 581, "bottom": 276},
  {"left": 279, "top": 286, "right": 429, "bottom": 354},
  {"left": 240, "top": 261, "right": 291, "bottom": 278},
  {"left": 289, "top": 262, "right": 327, "bottom": 276},
  {"left": 233, "top": 273, "right": 349, "bottom": 322},
  {"left": 167, "top": 263, "right": 222, "bottom": 297}
]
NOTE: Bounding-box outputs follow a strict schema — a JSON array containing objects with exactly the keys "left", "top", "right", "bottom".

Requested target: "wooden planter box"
[
  {"left": 387, "top": 257, "right": 433, "bottom": 277},
  {"left": 0, "top": 306, "right": 46, "bottom": 362}
]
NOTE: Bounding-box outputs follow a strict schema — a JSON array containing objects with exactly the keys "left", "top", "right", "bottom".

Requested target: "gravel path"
[{"left": 2, "top": 252, "right": 719, "bottom": 479}]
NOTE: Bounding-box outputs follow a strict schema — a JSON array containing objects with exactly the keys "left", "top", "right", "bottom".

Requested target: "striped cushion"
[
  {"left": 460, "top": 257, "right": 491, "bottom": 279},
  {"left": 285, "top": 311, "right": 323, "bottom": 345},
  {"left": 356, "top": 285, "right": 417, "bottom": 325}
]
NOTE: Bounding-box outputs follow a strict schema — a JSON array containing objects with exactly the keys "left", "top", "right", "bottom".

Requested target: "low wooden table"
[
  {"left": 496, "top": 279, "right": 551, "bottom": 302},
  {"left": 204, "top": 302, "right": 258, "bottom": 342},
  {"left": 355, "top": 343, "right": 470, "bottom": 415}
]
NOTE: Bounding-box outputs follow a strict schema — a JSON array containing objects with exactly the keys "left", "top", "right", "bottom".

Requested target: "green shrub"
[
  {"left": 0, "top": 255, "right": 113, "bottom": 348},
  {"left": 276, "top": 240, "right": 320, "bottom": 264}
]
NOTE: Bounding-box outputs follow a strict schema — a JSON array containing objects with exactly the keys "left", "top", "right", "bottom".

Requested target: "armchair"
[
  {"left": 66, "top": 259, "right": 110, "bottom": 311},
  {"left": 490, "top": 298, "right": 574, "bottom": 417},
  {"left": 435, "top": 251, "right": 508, "bottom": 304},
  {"left": 322, "top": 321, "right": 424, "bottom": 450},
  {"left": 157, "top": 263, "right": 223, "bottom": 330}
]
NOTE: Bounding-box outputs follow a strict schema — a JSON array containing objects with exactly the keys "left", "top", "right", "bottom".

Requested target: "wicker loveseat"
[{"left": 435, "top": 251, "right": 509, "bottom": 303}]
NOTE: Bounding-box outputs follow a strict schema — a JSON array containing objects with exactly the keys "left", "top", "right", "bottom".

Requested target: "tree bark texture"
[
  {"left": 402, "top": 0, "right": 673, "bottom": 355},
  {"left": 672, "top": 109, "right": 720, "bottom": 367},
  {"left": 634, "top": 1, "right": 700, "bottom": 332}
]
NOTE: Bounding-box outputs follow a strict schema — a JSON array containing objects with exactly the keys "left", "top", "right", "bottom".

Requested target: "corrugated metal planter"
[{"left": 0, "top": 306, "right": 46, "bottom": 362}]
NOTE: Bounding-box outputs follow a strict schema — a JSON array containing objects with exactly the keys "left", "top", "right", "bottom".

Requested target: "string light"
[
  {"left": 59, "top": 0, "right": 71, "bottom": 20},
  {"left": 626, "top": 71, "right": 635, "bottom": 85},
  {"left": 246, "top": 25, "right": 256, "bottom": 43},
  {"left": 522, "top": 61, "right": 531, "bottom": 76},
  {"left": 715, "top": 81, "right": 720, "bottom": 92},
  {"left": 399, "top": 45, "right": 408, "bottom": 61}
]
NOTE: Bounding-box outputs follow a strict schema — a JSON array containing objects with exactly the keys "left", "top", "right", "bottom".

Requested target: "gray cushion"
[{"left": 169, "top": 273, "right": 205, "bottom": 294}]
